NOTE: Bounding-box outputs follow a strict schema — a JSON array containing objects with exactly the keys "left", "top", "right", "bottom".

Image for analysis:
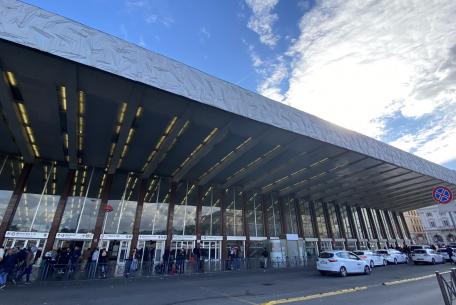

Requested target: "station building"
[{"left": 0, "top": 0, "right": 455, "bottom": 271}]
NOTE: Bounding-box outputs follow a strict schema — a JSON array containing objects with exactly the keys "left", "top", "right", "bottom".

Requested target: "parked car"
[
  {"left": 354, "top": 250, "right": 387, "bottom": 268},
  {"left": 412, "top": 249, "right": 445, "bottom": 264},
  {"left": 410, "top": 245, "right": 431, "bottom": 252},
  {"left": 376, "top": 249, "right": 408, "bottom": 264},
  {"left": 317, "top": 251, "right": 371, "bottom": 277},
  {"left": 437, "top": 248, "right": 452, "bottom": 261}
]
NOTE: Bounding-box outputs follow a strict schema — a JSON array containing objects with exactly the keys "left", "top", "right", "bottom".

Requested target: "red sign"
[
  {"left": 432, "top": 186, "right": 453, "bottom": 204},
  {"left": 104, "top": 204, "right": 114, "bottom": 212}
]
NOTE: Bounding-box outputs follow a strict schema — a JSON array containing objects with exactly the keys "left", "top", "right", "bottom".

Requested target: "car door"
[{"left": 348, "top": 252, "right": 364, "bottom": 272}]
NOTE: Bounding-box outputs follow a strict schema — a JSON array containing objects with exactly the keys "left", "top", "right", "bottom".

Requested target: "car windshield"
[
  {"left": 354, "top": 251, "right": 365, "bottom": 255},
  {"left": 437, "top": 249, "right": 446, "bottom": 253},
  {"left": 414, "top": 250, "right": 427, "bottom": 254},
  {"left": 319, "top": 252, "right": 334, "bottom": 258},
  {"left": 377, "top": 251, "right": 388, "bottom": 254}
]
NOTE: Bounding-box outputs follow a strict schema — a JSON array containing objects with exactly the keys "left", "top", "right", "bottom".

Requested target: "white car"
[
  {"left": 410, "top": 245, "right": 431, "bottom": 252},
  {"left": 437, "top": 248, "right": 451, "bottom": 261},
  {"left": 317, "top": 251, "right": 371, "bottom": 277},
  {"left": 376, "top": 249, "right": 408, "bottom": 264},
  {"left": 412, "top": 249, "right": 445, "bottom": 264},
  {"left": 354, "top": 250, "right": 388, "bottom": 268}
]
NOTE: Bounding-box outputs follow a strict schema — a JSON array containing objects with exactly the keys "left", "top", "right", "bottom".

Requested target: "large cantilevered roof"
[{"left": 0, "top": 0, "right": 455, "bottom": 212}]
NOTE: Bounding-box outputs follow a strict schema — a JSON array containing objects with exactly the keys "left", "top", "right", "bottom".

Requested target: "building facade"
[
  {"left": 417, "top": 203, "right": 456, "bottom": 245},
  {"left": 0, "top": 0, "right": 455, "bottom": 276}
]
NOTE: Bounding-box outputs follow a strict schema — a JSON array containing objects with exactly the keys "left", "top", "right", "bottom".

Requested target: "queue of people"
[{"left": 0, "top": 246, "right": 39, "bottom": 289}]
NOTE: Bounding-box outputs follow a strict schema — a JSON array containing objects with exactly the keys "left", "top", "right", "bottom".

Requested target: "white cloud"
[
  {"left": 138, "top": 35, "right": 146, "bottom": 47},
  {"left": 200, "top": 27, "right": 211, "bottom": 39},
  {"left": 245, "top": 0, "right": 280, "bottom": 47},
  {"left": 269, "top": 0, "right": 456, "bottom": 165}
]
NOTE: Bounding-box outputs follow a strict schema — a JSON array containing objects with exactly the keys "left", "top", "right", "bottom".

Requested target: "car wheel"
[
  {"left": 364, "top": 265, "right": 371, "bottom": 275},
  {"left": 339, "top": 266, "right": 347, "bottom": 277},
  {"left": 319, "top": 271, "right": 327, "bottom": 276},
  {"left": 432, "top": 258, "right": 436, "bottom": 265},
  {"left": 405, "top": 257, "right": 409, "bottom": 264},
  {"left": 370, "top": 260, "right": 375, "bottom": 268},
  {"left": 394, "top": 258, "right": 398, "bottom": 265},
  {"left": 413, "top": 261, "right": 418, "bottom": 265},
  {"left": 383, "top": 259, "right": 387, "bottom": 266}
]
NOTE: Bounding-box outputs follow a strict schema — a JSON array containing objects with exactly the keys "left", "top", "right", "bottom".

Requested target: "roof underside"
[{"left": 0, "top": 0, "right": 455, "bottom": 212}]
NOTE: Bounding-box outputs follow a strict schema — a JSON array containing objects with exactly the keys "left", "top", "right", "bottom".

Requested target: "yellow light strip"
[
  {"left": 59, "top": 86, "right": 67, "bottom": 112},
  {"left": 5, "top": 71, "right": 17, "bottom": 87},
  {"left": 172, "top": 128, "right": 218, "bottom": 176}
]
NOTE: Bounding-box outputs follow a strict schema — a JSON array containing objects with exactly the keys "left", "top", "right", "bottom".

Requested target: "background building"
[
  {"left": 403, "top": 210, "right": 427, "bottom": 244},
  {"left": 417, "top": 202, "right": 456, "bottom": 245}
]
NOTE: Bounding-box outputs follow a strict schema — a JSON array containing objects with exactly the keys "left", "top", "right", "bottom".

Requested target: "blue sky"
[{"left": 25, "top": 0, "right": 456, "bottom": 170}]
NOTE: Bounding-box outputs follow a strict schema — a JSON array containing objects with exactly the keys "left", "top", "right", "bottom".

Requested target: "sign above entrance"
[
  {"left": 227, "top": 236, "right": 246, "bottom": 241},
  {"left": 172, "top": 235, "right": 196, "bottom": 241},
  {"left": 139, "top": 235, "right": 167, "bottom": 241},
  {"left": 286, "top": 234, "right": 299, "bottom": 241},
  {"left": 201, "top": 235, "right": 223, "bottom": 241},
  {"left": 433, "top": 186, "right": 453, "bottom": 204},
  {"left": 5, "top": 231, "right": 48, "bottom": 239},
  {"left": 100, "top": 234, "right": 132, "bottom": 240},
  {"left": 56, "top": 232, "right": 93, "bottom": 240}
]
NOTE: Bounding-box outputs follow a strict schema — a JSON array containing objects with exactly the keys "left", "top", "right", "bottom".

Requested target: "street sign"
[{"left": 433, "top": 186, "right": 453, "bottom": 204}]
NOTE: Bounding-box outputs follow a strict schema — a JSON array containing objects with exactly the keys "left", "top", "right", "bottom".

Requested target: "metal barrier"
[
  {"left": 31, "top": 255, "right": 312, "bottom": 282},
  {"left": 436, "top": 269, "right": 456, "bottom": 305}
]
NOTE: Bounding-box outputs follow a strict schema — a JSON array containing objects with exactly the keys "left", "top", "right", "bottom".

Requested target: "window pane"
[
  {"left": 299, "top": 199, "right": 314, "bottom": 238},
  {"left": 266, "top": 193, "right": 282, "bottom": 237},
  {"left": 0, "top": 156, "right": 22, "bottom": 224},
  {"left": 314, "top": 202, "right": 328, "bottom": 238},
  {"left": 327, "top": 203, "right": 341, "bottom": 238},
  {"left": 140, "top": 177, "right": 170, "bottom": 235},
  {"left": 246, "top": 192, "right": 264, "bottom": 237},
  {"left": 340, "top": 205, "right": 353, "bottom": 239},
  {"left": 225, "top": 188, "right": 244, "bottom": 236}
]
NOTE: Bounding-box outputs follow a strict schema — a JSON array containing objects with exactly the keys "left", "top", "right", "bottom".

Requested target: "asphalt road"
[{"left": 1, "top": 262, "right": 452, "bottom": 305}]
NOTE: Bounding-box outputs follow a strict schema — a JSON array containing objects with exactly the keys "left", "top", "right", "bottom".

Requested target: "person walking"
[
  {"left": 192, "top": 244, "right": 201, "bottom": 273},
  {"left": 98, "top": 249, "right": 108, "bottom": 279},
  {"left": 18, "top": 247, "right": 34, "bottom": 284},
  {"left": 261, "top": 247, "right": 269, "bottom": 271},
  {"left": 447, "top": 246, "right": 454, "bottom": 264}
]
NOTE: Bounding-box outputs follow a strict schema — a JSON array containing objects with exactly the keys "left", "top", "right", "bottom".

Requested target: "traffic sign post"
[{"left": 432, "top": 186, "right": 453, "bottom": 204}]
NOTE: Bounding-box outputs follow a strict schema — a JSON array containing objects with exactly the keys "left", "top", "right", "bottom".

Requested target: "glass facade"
[
  {"left": 139, "top": 177, "right": 170, "bottom": 235},
  {"left": 314, "top": 202, "right": 328, "bottom": 238},
  {"left": 104, "top": 173, "right": 139, "bottom": 235},
  {"left": 246, "top": 192, "right": 264, "bottom": 237},
  {"left": 299, "top": 200, "right": 314, "bottom": 238},
  {"left": 58, "top": 167, "right": 102, "bottom": 233},
  {"left": 225, "top": 188, "right": 244, "bottom": 236},
  {"left": 379, "top": 210, "right": 393, "bottom": 239},
  {"left": 266, "top": 193, "right": 281, "bottom": 237},
  {"left": 327, "top": 203, "right": 342, "bottom": 238},
  {"left": 284, "top": 197, "right": 298, "bottom": 234},
  {"left": 173, "top": 182, "right": 197, "bottom": 236},
  {"left": 387, "top": 210, "right": 399, "bottom": 238},
  {"left": 371, "top": 209, "right": 384, "bottom": 239},
  {"left": 200, "top": 186, "right": 221, "bottom": 236},
  {"left": 9, "top": 163, "right": 67, "bottom": 232},
  {"left": 0, "top": 156, "right": 21, "bottom": 224}
]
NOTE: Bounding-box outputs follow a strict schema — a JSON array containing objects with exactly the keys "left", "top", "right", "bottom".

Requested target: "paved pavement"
[{"left": 1, "top": 263, "right": 452, "bottom": 305}]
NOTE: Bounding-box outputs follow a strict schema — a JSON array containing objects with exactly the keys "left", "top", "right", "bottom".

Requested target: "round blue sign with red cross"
[{"left": 432, "top": 186, "right": 453, "bottom": 204}]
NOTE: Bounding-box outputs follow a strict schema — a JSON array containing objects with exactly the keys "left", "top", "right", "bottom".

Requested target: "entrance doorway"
[
  {"left": 97, "top": 239, "right": 131, "bottom": 276},
  {"left": 200, "top": 240, "right": 222, "bottom": 272},
  {"left": 137, "top": 240, "right": 165, "bottom": 274}
]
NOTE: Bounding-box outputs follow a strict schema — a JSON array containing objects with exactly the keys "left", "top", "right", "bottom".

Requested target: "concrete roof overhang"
[{"left": 0, "top": 0, "right": 455, "bottom": 211}]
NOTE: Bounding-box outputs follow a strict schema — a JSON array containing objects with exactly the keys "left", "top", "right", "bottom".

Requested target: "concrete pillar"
[
  {"left": 90, "top": 174, "right": 114, "bottom": 250},
  {"left": 129, "top": 178, "right": 147, "bottom": 256},
  {"left": 165, "top": 182, "right": 178, "bottom": 249}
]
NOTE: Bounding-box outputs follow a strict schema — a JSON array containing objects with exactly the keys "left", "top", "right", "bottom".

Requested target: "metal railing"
[
  {"left": 436, "top": 269, "right": 456, "bottom": 305},
  {"left": 31, "top": 255, "right": 314, "bottom": 282}
]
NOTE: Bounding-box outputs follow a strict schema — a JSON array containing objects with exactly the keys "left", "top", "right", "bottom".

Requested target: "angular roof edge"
[{"left": 1, "top": 0, "right": 455, "bottom": 185}]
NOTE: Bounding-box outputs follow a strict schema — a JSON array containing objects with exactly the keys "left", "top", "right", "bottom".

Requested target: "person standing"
[
  {"left": 88, "top": 248, "right": 99, "bottom": 279},
  {"left": 192, "top": 244, "right": 201, "bottom": 273},
  {"left": 98, "top": 249, "right": 108, "bottom": 279},
  {"left": 18, "top": 247, "right": 34, "bottom": 284}
]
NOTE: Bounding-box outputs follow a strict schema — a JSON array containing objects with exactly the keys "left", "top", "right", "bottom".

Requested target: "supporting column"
[
  {"left": 129, "top": 179, "right": 147, "bottom": 256},
  {"left": 392, "top": 211, "right": 405, "bottom": 240},
  {"left": 309, "top": 201, "right": 320, "bottom": 252},
  {"left": 335, "top": 204, "right": 347, "bottom": 239},
  {"left": 261, "top": 194, "right": 270, "bottom": 239},
  {"left": 44, "top": 169, "right": 76, "bottom": 253},
  {"left": 277, "top": 196, "right": 288, "bottom": 239},
  {"left": 220, "top": 187, "right": 227, "bottom": 261},
  {"left": 375, "top": 209, "right": 387, "bottom": 240},
  {"left": 195, "top": 186, "right": 203, "bottom": 241},
  {"left": 346, "top": 205, "right": 360, "bottom": 248},
  {"left": 399, "top": 212, "right": 411, "bottom": 239},
  {"left": 383, "top": 210, "right": 397, "bottom": 241},
  {"left": 90, "top": 174, "right": 114, "bottom": 251},
  {"left": 294, "top": 198, "right": 304, "bottom": 239},
  {"left": 0, "top": 163, "right": 32, "bottom": 245},
  {"left": 322, "top": 202, "right": 334, "bottom": 239},
  {"left": 165, "top": 182, "right": 178, "bottom": 249},
  {"left": 356, "top": 207, "right": 369, "bottom": 240},
  {"left": 366, "top": 208, "right": 379, "bottom": 240},
  {"left": 241, "top": 192, "right": 250, "bottom": 257}
]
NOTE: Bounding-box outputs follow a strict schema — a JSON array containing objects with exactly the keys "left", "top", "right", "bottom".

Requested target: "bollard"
[{"left": 436, "top": 271, "right": 451, "bottom": 305}]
